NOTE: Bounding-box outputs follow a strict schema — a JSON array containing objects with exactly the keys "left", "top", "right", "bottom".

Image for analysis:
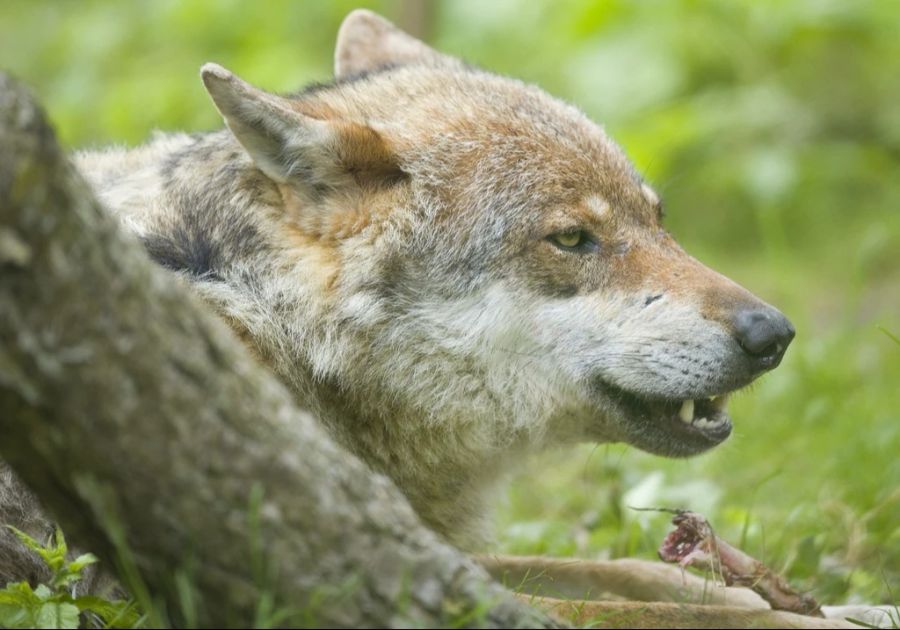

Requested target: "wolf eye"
[{"left": 548, "top": 230, "right": 597, "bottom": 252}]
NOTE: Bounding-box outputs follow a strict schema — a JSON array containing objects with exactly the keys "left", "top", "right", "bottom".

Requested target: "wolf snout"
[{"left": 732, "top": 306, "right": 795, "bottom": 372}]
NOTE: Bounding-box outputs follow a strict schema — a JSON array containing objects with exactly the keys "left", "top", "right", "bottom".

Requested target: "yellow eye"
[
  {"left": 547, "top": 230, "right": 598, "bottom": 252},
  {"left": 552, "top": 232, "right": 583, "bottom": 248}
]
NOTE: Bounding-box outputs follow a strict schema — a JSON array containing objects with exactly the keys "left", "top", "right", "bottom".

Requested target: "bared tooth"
[
  {"left": 711, "top": 394, "right": 730, "bottom": 410},
  {"left": 693, "top": 417, "right": 709, "bottom": 429},
  {"left": 679, "top": 400, "right": 694, "bottom": 423}
]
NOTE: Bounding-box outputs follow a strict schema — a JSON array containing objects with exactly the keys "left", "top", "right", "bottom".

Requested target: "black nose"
[{"left": 733, "top": 307, "right": 795, "bottom": 371}]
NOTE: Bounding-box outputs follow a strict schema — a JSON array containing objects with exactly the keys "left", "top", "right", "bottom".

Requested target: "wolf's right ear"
[
  {"left": 201, "top": 63, "right": 404, "bottom": 193},
  {"left": 334, "top": 9, "right": 462, "bottom": 79}
]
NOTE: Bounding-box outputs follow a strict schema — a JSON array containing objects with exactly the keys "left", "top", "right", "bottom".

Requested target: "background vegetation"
[{"left": 2, "top": 0, "right": 897, "bottom": 609}]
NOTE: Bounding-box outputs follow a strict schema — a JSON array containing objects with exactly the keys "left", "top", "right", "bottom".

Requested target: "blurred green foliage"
[{"left": 2, "top": 0, "right": 897, "bottom": 607}]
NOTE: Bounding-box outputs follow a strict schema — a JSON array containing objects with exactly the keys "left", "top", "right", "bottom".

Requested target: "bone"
[{"left": 658, "top": 510, "right": 824, "bottom": 617}]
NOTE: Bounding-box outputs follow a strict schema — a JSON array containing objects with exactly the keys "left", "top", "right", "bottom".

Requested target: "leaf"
[
  {"left": 53, "top": 528, "right": 67, "bottom": 556},
  {"left": 40, "top": 529, "right": 68, "bottom": 574},
  {"left": 0, "top": 602, "right": 32, "bottom": 629},
  {"left": 0, "top": 582, "right": 42, "bottom": 628},
  {"left": 35, "top": 601, "right": 80, "bottom": 629},
  {"left": 6, "top": 525, "right": 67, "bottom": 575},
  {"left": 74, "top": 596, "right": 142, "bottom": 626},
  {"left": 0, "top": 581, "right": 38, "bottom": 605},
  {"left": 67, "top": 553, "right": 98, "bottom": 573},
  {"left": 51, "top": 572, "right": 82, "bottom": 591},
  {"left": 34, "top": 584, "right": 53, "bottom": 600},
  {"left": 6, "top": 525, "right": 46, "bottom": 555}
]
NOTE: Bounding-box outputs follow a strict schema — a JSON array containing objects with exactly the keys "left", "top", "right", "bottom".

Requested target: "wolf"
[
  {"left": 76, "top": 10, "right": 795, "bottom": 551},
  {"left": 11, "top": 8, "right": 886, "bottom": 628}
]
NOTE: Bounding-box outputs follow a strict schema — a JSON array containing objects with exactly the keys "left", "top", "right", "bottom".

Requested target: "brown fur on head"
[{"left": 78, "top": 10, "right": 793, "bottom": 548}]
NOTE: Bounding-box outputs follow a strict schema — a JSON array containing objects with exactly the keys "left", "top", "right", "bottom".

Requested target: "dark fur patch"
[
  {"left": 141, "top": 211, "right": 262, "bottom": 281},
  {"left": 140, "top": 219, "right": 224, "bottom": 280},
  {"left": 142, "top": 150, "right": 266, "bottom": 280},
  {"left": 286, "top": 63, "right": 401, "bottom": 100}
]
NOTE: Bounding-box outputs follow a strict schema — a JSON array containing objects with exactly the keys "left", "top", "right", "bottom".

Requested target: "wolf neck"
[{"left": 74, "top": 131, "right": 537, "bottom": 549}]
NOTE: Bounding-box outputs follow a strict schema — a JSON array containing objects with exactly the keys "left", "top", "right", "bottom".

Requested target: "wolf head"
[{"left": 117, "top": 10, "right": 793, "bottom": 543}]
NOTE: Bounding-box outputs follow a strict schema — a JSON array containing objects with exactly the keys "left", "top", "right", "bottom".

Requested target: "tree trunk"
[{"left": 0, "top": 73, "right": 561, "bottom": 628}]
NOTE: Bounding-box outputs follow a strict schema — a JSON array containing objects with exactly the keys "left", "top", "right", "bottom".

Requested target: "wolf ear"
[
  {"left": 334, "top": 9, "right": 461, "bottom": 79},
  {"left": 201, "top": 63, "right": 404, "bottom": 192}
]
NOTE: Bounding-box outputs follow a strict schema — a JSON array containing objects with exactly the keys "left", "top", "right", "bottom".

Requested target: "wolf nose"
[{"left": 733, "top": 307, "right": 795, "bottom": 371}]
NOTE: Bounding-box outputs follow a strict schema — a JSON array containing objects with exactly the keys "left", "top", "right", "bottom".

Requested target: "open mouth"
[
  {"left": 599, "top": 382, "right": 736, "bottom": 456},
  {"left": 655, "top": 395, "right": 733, "bottom": 443}
]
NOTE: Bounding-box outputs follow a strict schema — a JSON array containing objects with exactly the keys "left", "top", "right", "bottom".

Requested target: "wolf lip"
[{"left": 598, "top": 381, "right": 735, "bottom": 454}]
